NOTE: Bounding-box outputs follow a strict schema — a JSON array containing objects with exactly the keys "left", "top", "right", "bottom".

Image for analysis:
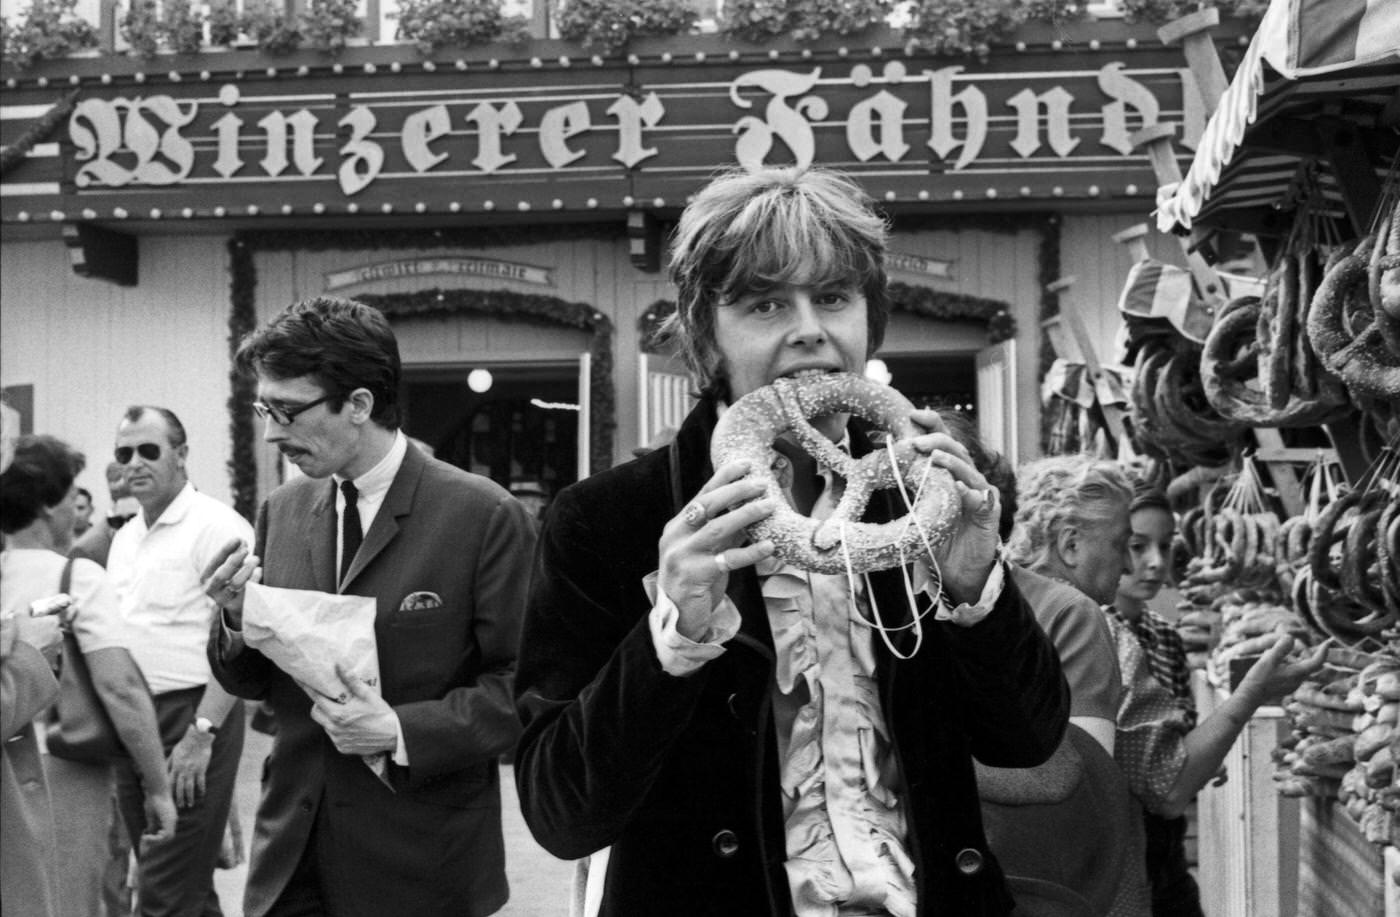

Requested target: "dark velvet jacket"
[{"left": 514, "top": 396, "right": 1070, "bottom": 917}]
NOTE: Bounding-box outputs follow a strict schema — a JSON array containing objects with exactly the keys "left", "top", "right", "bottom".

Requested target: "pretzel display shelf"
[{"left": 711, "top": 372, "right": 960, "bottom": 575}]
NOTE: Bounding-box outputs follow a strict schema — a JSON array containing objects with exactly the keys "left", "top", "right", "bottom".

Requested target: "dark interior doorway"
[
  {"left": 880, "top": 353, "right": 978, "bottom": 420},
  {"left": 401, "top": 363, "right": 579, "bottom": 502}
]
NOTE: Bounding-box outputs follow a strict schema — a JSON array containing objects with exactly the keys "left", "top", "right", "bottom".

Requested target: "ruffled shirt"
[
  {"left": 761, "top": 537, "right": 917, "bottom": 917},
  {"left": 651, "top": 445, "right": 919, "bottom": 917}
]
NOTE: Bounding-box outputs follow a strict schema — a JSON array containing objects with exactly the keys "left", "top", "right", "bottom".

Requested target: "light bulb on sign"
[
  {"left": 864, "top": 359, "right": 892, "bottom": 386},
  {"left": 467, "top": 369, "right": 494, "bottom": 393}
]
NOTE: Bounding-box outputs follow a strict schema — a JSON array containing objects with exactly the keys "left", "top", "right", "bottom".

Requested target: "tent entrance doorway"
[{"left": 401, "top": 362, "right": 580, "bottom": 503}]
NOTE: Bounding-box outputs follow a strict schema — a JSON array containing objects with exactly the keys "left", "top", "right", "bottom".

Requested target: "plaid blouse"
[{"left": 1105, "top": 605, "right": 1197, "bottom": 728}]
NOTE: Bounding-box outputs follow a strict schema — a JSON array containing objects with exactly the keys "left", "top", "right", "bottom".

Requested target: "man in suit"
[{"left": 203, "top": 296, "right": 535, "bottom": 917}]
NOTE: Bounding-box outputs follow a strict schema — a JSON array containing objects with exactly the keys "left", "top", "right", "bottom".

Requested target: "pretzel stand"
[{"left": 1122, "top": 1, "right": 1400, "bottom": 914}]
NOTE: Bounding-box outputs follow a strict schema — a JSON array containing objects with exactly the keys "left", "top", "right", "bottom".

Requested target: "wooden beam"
[
  {"left": 1157, "top": 8, "right": 1229, "bottom": 115},
  {"left": 1249, "top": 428, "right": 1305, "bottom": 517},
  {"left": 1045, "top": 277, "right": 1128, "bottom": 450},
  {"left": 1316, "top": 116, "right": 1384, "bottom": 235},
  {"left": 1112, "top": 223, "right": 1150, "bottom": 262},
  {"left": 1323, "top": 415, "right": 1374, "bottom": 486},
  {"left": 1131, "top": 124, "right": 1228, "bottom": 307}
]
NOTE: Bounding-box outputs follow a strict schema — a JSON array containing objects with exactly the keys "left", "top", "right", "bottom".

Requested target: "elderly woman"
[
  {"left": 1109, "top": 482, "right": 1325, "bottom": 917},
  {"left": 0, "top": 435, "right": 176, "bottom": 917},
  {"left": 950, "top": 452, "right": 1143, "bottom": 916},
  {"left": 513, "top": 166, "right": 1069, "bottom": 917}
]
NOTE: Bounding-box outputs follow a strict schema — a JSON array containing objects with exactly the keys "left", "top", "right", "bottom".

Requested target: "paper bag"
[{"left": 242, "top": 583, "right": 390, "bottom": 786}]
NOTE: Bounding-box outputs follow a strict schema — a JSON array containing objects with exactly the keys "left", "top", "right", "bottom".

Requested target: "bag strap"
[{"left": 58, "top": 558, "right": 79, "bottom": 644}]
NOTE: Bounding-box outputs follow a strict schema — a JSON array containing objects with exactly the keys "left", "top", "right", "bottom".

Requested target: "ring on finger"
[
  {"left": 682, "top": 502, "right": 707, "bottom": 528},
  {"left": 713, "top": 552, "right": 730, "bottom": 574}
]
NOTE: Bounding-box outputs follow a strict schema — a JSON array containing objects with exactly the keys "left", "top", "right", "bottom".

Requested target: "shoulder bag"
[{"left": 46, "top": 558, "right": 131, "bottom": 762}]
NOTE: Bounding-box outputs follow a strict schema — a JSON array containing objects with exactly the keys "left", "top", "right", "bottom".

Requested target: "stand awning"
[{"left": 1155, "top": 0, "right": 1400, "bottom": 235}]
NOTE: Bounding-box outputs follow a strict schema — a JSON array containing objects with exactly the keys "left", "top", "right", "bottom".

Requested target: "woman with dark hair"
[
  {"left": 514, "top": 166, "right": 1068, "bottom": 917},
  {"left": 0, "top": 434, "right": 176, "bottom": 917},
  {"left": 1108, "top": 481, "right": 1325, "bottom": 917}
]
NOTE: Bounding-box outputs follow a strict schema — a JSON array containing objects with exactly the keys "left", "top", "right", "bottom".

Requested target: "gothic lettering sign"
[
  {"left": 887, "top": 250, "right": 954, "bottom": 280},
  {"left": 0, "top": 38, "right": 1203, "bottom": 224},
  {"left": 324, "top": 257, "right": 554, "bottom": 290}
]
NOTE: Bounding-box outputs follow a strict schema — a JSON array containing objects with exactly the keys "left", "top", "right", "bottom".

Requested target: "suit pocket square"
[{"left": 399, "top": 591, "right": 443, "bottom": 613}]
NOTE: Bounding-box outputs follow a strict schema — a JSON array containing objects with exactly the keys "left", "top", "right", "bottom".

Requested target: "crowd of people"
[{"left": 2, "top": 166, "right": 1327, "bottom": 917}]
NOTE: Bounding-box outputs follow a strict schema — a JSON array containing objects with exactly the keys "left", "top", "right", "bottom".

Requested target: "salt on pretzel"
[{"left": 710, "top": 372, "right": 960, "bottom": 574}]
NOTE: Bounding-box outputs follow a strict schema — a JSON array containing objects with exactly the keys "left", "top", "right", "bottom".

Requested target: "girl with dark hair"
[{"left": 1108, "top": 481, "right": 1325, "bottom": 917}]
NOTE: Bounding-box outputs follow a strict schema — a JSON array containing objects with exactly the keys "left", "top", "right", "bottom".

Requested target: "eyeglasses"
[
  {"left": 114, "top": 443, "right": 161, "bottom": 464},
  {"left": 252, "top": 394, "right": 333, "bottom": 426}
]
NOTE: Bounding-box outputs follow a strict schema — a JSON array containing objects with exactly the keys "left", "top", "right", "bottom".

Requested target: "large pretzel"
[{"left": 711, "top": 372, "right": 960, "bottom": 574}]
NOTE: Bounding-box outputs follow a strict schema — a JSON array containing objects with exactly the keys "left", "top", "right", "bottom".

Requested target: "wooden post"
[
  {"left": 1113, "top": 223, "right": 1150, "bottom": 262},
  {"left": 1157, "top": 8, "right": 1229, "bottom": 116},
  {"left": 1131, "top": 123, "right": 1228, "bottom": 309},
  {"left": 99, "top": 0, "right": 118, "bottom": 53},
  {"left": 1316, "top": 116, "right": 1384, "bottom": 237},
  {"left": 365, "top": 0, "right": 381, "bottom": 43},
  {"left": 1046, "top": 276, "right": 1129, "bottom": 450}
]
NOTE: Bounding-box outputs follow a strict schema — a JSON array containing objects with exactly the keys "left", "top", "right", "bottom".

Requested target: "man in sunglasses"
[
  {"left": 203, "top": 296, "right": 536, "bottom": 917},
  {"left": 106, "top": 405, "right": 255, "bottom": 917}
]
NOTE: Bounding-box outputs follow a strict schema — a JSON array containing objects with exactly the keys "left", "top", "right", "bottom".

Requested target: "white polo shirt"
[{"left": 108, "top": 482, "right": 255, "bottom": 695}]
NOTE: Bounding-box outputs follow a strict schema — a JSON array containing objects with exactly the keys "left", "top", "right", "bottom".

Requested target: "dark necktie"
[{"left": 340, "top": 479, "right": 362, "bottom": 583}]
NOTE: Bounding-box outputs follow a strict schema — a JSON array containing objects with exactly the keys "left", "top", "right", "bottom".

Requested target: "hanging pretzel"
[
  {"left": 711, "top": 372, "right": 960, "bottom": 574},
  {"left": 1307, "top": 236, "right": 1400, "bottom": 399},
  {"left": 1202, "top": 297, "right": 1347, "bottom": 426}
]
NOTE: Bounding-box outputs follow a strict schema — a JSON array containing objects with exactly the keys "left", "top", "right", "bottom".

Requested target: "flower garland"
[
  {"left": 227, "top": 235, "right": 261, "bottom": 522},
  {"left": 3, "top": 0, "right": 1261, "bottom": 64},
  {"left": 225, "top": 224, "right": 623, "bottom": 518},
  {"left": 1037, "top": 213, "right": 1063, "bottom": 454}
]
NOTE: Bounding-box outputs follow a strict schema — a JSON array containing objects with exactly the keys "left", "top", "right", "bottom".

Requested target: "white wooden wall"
[
  {"left": 1, "top": 215, "right": 1130, "bottom": 506},
  {"left": 0, "top": 235, "right": 238, "bottom": 512},
  {"left": 1059, "top": 212, "right": 1191, "bottom": 370},
  {"left": 883, "top": 225, "right": 1044, "bottom": 463}
]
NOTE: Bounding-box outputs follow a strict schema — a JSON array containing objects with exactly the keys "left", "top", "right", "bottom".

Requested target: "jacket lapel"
[
  {"left": 340, "top": 443, "right": 425, "bottom": 591},
  {"left": 308, "top": 481, "right": 338, "bottom": 595}
]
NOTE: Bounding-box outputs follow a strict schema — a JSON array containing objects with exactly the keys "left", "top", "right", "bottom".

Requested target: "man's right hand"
[
  {"left": 143, "top": 788, "right": 178, "bottom": 843},
  {"left": 200, "top": 538, "right": 261, "bottom": 630}
]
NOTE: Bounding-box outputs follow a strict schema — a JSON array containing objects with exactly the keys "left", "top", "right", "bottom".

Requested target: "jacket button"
[
  {"left": 300, "top": 800, "right": 313, "bottom": 813},
  {"left": 955, "top": 847, "right": 984, "bottom": 876},
  {"left": 712, "top": 829, "right": 740, "bottom": 858}
]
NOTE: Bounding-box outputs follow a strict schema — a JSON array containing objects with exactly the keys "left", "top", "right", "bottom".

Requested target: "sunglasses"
[
  {"left": 114, "top": 443, "right": 162, "bottom": 464},
  {"left": 252, "top": 394, "right": 334, "bottom": 426}
]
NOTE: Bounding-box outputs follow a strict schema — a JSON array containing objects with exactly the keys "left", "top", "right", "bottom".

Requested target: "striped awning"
[{"left": 1155, "top": 0, "right": 1400, "bottom": 235}]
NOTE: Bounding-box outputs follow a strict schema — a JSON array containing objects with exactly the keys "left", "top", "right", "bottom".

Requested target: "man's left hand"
[
  {"left": 168, "top": 728, "right": 213, "bottom": 808},
  {"left": 310, "top": 663, "right": 398, "bottom": 757},
  {"left": 907, "top": 408, "right": 1002, "bottom": 605}
]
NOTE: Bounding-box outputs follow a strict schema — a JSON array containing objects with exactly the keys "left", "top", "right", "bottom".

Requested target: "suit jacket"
[
  {"left": 208, "top": 443, "right": 534, "bottom": 917},
  {"left": 514, "top": 396, "right": 1070, "bottom": 917},
  {"left": 1, "top": 640, "right": 60, "bottom": 917}
]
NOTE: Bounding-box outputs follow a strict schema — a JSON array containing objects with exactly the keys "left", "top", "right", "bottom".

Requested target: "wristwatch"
[{"left": 192, "top": 716, "right": 219, "bottom": 737}]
